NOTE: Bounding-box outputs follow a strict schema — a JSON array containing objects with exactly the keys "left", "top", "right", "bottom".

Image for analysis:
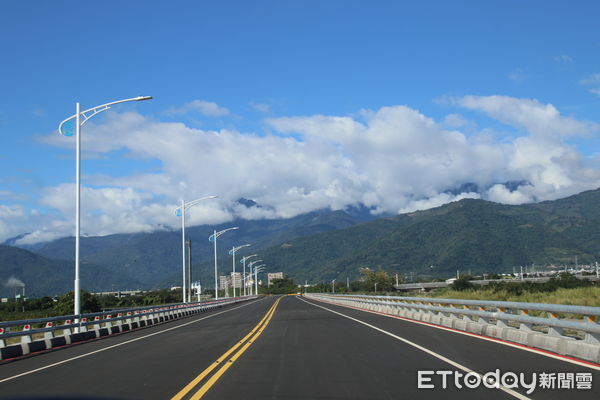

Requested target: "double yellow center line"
[{"left": 171, "top": 297, "right": 282, "bottom": 400}]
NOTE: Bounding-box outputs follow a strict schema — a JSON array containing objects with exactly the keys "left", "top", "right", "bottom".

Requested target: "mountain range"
[{"left": 2, "top": 189, "right": 600, "bottom": 297}]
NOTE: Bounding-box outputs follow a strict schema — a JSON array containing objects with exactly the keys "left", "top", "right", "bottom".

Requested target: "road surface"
[{"left": 0, "top": 295, "right": 598, "bottom": 399}]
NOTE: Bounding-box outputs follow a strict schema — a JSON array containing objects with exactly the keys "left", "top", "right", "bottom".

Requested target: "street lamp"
[
  {"left": 247, "top": 260, "right": 263, "bottom": 295},
  {"left": 374, "top": 282, "right": 378, "bottom": 293},
  {"left": 228, "top": 244, "right": 251, "bottom": 297},
  {"left": 58, "top": 96, "right": 152, "bottom": 318},
  {"left": 254, "top": 264, "right": 266, "bottom": 295},
  {"left": 332, "top": 279, "right": 336, "bottom": 293},
  {"left": 208, "top": 227, "right": 239, "bottom": 300},
  {"left": 240, "top": 254, "right": 258, "bottom": 296},
  {"left": 175, "top": 196, "right": 218, "bottom": 303}
]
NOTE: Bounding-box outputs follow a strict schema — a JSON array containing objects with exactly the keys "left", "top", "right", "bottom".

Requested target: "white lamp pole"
[
  {"left": 240, "top": 254, "right": 258, "bottom": 296},
  {"left": 229, "top": 244, "right": 250, "bottom": 298},
  {"left": 175, "top": 195, "right": 217, "bottom": 303},
  {"left": 332, "top": 279, "right": 336, "bottom": 293},
  {"left": 254, "top": 264, "right": 266, "bottom": 295},
  {"left": 247, "top": 260, "right": 263, "bottom": 295},
  {"left": 58, "top": 96, "right": 152, "bottom": 318},
  {"left": 208, "top": 227, "right": 239, "bottom": 300}
]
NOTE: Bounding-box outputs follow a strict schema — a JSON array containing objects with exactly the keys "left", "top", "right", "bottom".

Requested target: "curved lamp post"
[
  {"left": 175, "top": 195, "right": 218, "bottom": 303},
  {"left": 58, "top": 96, "right": 152, "bottom": 318},
  {"left": 208, "top": 227, "right": 239, "bottom": 299},
  {"left": 254, "top": 264, "right": 266, "bottom": 295},
  {"left": 247, "top": 260, "right": 263, "bottom": 295},
  {"left": 240, "top": 254, "right": 258, "bottom": 295},
  {"left": 228, "top": 244, "right": 251, "bottom": 298}
]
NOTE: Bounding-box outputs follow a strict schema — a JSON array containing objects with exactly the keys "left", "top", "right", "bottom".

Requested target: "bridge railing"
[
  {"left": 0, "top": 296, "right": 257, "bottom": 360},
  {"left": 305, "top": 293, "right": 600, "bottom": 363}
]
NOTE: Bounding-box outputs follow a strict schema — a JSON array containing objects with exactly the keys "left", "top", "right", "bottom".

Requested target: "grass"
[{"left": 416, "top": 286, "right": 600, "bottom": 307}]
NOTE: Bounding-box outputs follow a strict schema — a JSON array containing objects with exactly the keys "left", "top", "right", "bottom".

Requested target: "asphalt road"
[{"left": 0, "top": 295, "right": 598, "bottom": 400}]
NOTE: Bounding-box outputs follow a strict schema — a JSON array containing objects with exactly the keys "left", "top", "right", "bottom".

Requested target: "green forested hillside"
[
  {"left": 0, "top": 245, "right": 141, "bottom": 298},
  {"left": 249, "top": 189, "right": 600, "bottom": 283},
  {"left": 4, "top": 189, "right": 600, "bottom": 295}
]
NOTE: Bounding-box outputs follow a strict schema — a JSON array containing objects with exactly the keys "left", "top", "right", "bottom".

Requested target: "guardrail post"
[
  {"left": 496, "top": 308, "right": 509, "bottom": 329},
  {"left": 92, "top": 316, "right": 101, "bottom": 331},
  {"left": 519, "top": 310, "right": 533, "bottom": 331},
  {"left": 79, "top": 318, "right": 88, "bottom": 333},
  {"left": 21, "top": 324, "right": 32, "bottom": 344},
  {"left": 43, "top": 322, "right": 54, "bottom": 340},
  {"left": 462, "top": 305, "right": 473, "bottom": 322},
  {"left": 62, "top": 320, "right": 72, "bottom": 337},
  {"left": 583, "top": 316, "right": 599, "bottom": 344},
  {"left": 0, "top": 327, "right": 5, "bottom": 347},
  {"left": 547, "top": 312, "right": 563, "bottom": 336},
  {"left": 477, "top": 306, "right": 489, "bottom": 324}
]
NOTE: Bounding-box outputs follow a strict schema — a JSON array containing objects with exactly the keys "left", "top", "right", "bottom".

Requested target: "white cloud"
[
  {"left": 5, "top": 95, "right": 600, "bottom": 244},
  {"left": 454, "top": 95, "right": 598, "bottom": 140},
  {"left": 508, "top": 68, "right": 528, "bottom": 83},
  {"left": 554, "top": 55, "right": 573, "bottom": 64},
  {"left": 485, "top": 184, "right": 534, "bottom": 204},
  {"left": 249, "top": 102, "right": 271, "bottom": 113},
  {"left": 581, "top": 73, "right": 600, "bottom": 96},
  {"left": 166, "top": 99, "right": 230, "bottom": 117}
]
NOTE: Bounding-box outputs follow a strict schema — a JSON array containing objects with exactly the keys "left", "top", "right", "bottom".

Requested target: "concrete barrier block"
[
  {"left": 440, "top": 317, "right": 454, "bottom": 328},
  {"left": 431, "top": 315, "right": 442, "bottom": 325},
  {"left": 482, "top": 325, "right": 504, "bottom": 340},
  {"left": 564, "top": 340, "right": 600, "bottom": 364},
  {"left": 452, "top": 319, "right": 467, "bottom": 331},
  {"left": 528, "top": 333, "right": 568, "bottom": 355},
  {"left": 501, "top": 328, "right": 530, "bottom": 346},
  {"left": 465, "top": 322, "right": 485, "bottom": 335}
]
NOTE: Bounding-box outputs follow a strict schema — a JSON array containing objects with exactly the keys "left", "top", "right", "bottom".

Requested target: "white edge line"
[
  {"left": 0, "top": 298, "right": 263, "bottom": 384},
  {"left": 308, "top": 296, "right": 600, "bottom": 371},
  {"left": 299, "top": 296, "right": 531, "bottom": 400}
]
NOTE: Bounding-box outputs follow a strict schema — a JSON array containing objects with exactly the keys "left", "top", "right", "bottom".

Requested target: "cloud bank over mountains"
[{"left": 3, "top": 95, "right": 599, "bottom": 245}]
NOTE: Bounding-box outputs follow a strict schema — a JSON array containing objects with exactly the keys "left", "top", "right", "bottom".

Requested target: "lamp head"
[{"left": 135, "top": 96, "right": 153, "bottom": 101}]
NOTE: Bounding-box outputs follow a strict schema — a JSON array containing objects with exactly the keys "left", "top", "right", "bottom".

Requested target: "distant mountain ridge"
[
  {"left": 3, "top": 189, "right": 600, "bottom": 296},
  {"left": 0, "top": 245, "right": 141, "bottom": 298},
  {"left": 249, "top": 188, "right": 600, "bottom": 283},
  {"left": 1, "top": 205, "right": 380, "bottom": 295}
]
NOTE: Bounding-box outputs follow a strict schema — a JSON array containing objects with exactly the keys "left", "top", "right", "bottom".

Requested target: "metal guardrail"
[
  {"left": 306, "top": 293, "right": 600, "bottom": 344},
  {"left": 394, "top": 276, "right": 600, "bottom": 291},
  {"left": 0, "top": 296, "right": 257, "bottom": 357}
]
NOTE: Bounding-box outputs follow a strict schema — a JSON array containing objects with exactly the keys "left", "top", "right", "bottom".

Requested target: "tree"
[
  {"left": 263, "top": 277, "right": 297, "bottom": 294},
  {"left": 358, "top": 267, "right": 394, "bottom": 292}
]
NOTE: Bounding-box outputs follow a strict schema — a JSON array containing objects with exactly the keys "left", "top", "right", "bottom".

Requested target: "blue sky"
[{"left": 1, "top": 1, "right": 600, "bottom": 244}]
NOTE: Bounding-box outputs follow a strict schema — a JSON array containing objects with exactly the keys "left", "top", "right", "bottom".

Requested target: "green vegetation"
[
  {"left": 0, "top": 289, "right": 183, "bottom": 322},
  {"left": 421, "top": 274, "right": 600, "bottom": 306},
  {"left": 260, "top": 277, "right": 298, "bottom": 295}
]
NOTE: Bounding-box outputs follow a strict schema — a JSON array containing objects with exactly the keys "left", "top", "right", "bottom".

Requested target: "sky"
[{"left": 1, "top": 0, "right": 600, "bottom": 245}]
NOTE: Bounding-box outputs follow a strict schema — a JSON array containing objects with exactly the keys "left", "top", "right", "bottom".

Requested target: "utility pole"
[
  {"left": 346, "top": 276, "right": 349, "bottom": 289},
  {"left": 520, "top": 266, "right": 524, "bottom": 281}
]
